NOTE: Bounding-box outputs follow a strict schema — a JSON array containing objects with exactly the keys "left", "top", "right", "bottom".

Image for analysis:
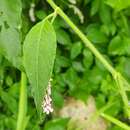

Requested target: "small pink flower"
[{"left": 42, "top": 79, "right": 53, "bottom": 115}]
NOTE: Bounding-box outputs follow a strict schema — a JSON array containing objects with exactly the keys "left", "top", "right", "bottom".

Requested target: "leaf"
[
  {"left": 86, "top": 24, "right": 108, "bottom": 44},
  {"left": 70, "top": 41, "right": 82, "bottom": 59},
  {"left": 109, "top": 23, "right": 117, "bottom": 36},
  {"left": 116, "top": 57, "right": 130, "bottom": 81},
  {"left": 100, "top": 75, "right": 117, "bottom": 95},
  {"left": 52, "top": 88, "right": 64, "bottom": 108},
  {"left": 95, "top": 94, "right": 106, "bottom": 108},
  {"left": 53, "top": 17, "right": 68, "bottom": 29},
  {"left": 72, "top": 61, "right": 84, "bottom": 72},
  {"left": 99, "top": 2, "right": 111, "bottom": 25},
  {"left": 0, "top": 89, "right": 18, "bottom": 114},
  {"left": 106, "top": 0, "right": 130, "bottom": 11},
  {"left": 88, "top": 66, "right": 107, "bottom": 85},
  {"left": 64, "top": 68, "right": 78, "bottom": 91},
  {"left": 0, "top": 0, "right": 22, "bottom": 68},
  {"left": 23, "top": 19, "right": 56, "bottom": 118},
  {"left": 83, "top": 49, "right": 94, "bottom": 69},
  {"left": 70, "top": 79, "right": 90, "bottom": 101},
  {"left": 54, "top": 55, "right": 71, "bottom": 74},
  {"left": 91, "top": 0, "right": 100, "bottom": 16},
  {"left": 108, "top": 35, "right": 130, "bottom": 56},
  {"left": 55, "top": 55, "right": 71, "bottom": 68},
  {"left": 56, "top": 28, "right": 71, "bottom": 45},
  {"left": 105, "top": 100, "right": 122, "bottom": 116},
  {"left": 35, "top": 10, "right": 47, "bottom": 20},
  {"left": 44, "top": 118, "right": 69, "bottom": 130}
]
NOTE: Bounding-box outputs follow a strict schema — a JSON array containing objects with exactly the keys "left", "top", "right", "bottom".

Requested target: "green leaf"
[
  {"left": 86, "top": 24, "right": 108, "bottom": 44},
  {"left": 0, "top": 89, "right": 18, "bottom": 114},
  {"left": 100, "top": 75, "right": 117, "bottom": 96},
  {"left": 91, "top": 0, "right": 100, "bottom": 16},
  {"left": 99, "top": 2, "right": 111, "bottom": 25},
  {"left": 106, "top": 0, "right": 130, "bottom": 11},
  {"left": 55, "top": 55, "right": 71, "bottom": 68},
  {"left": 109, "top": 23, "right": 117, "bottom": 36},
  {"left": 83, "top": 49, "right": 94, "bottom": 69},
  {"left": 72, "top": 61, "right": 84, "bottom": 72},
  {"left": 105, "top": 100, "right": 122, "bottom": 116},
  {"left": 84, "top": 0, "right": 91, "bottom": 5},
  {"left": 52, "top": 88, "right": 64, "bottom": 108},
  {"left": 70, "top": 41, "right": 82, "bottom": 59},
  {"left": 53, "top": 17, "right": 68, "bottom": 29},
  {"left": 70, "top": 79, "right": 90, "bottom": 101},
  {"left": 116, "top": 57, "right": 130, "bottom": 81},
  {"left": 54, "top": 55, "right": 71, "bottom": 73},
  {"left": 64, "top": 68, "right": 78, "bottom": 91},
  {"left": 0, "top": 0, "right": 22, "bottom": 68},
  {"left": 108, "top": 35, "right": 130, "bottom": 56},
  {"left": 95, "top": 93, "right": 106, "bottom": 108},
  {"left": 23, "top": 19, "right": 56, "bottom": 118},
  {"left": 44, "top": 118, "right": 69, "bottom": 130},
  {"left": 88, "top": 66, "right": 107, "bottom": 85},
  {"left": 56, "top": 28, "right": 71, "bottom": 45},
  {"left": 35, "top": 10, "right": 47, "bottom": 20}
]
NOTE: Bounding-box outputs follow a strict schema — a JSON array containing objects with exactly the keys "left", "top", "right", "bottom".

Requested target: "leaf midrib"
[{"left": 35, "top": 20, "right": 45, "bottom": 110}]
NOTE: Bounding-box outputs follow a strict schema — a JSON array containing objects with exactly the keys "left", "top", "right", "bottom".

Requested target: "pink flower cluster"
[{"left": 42, "top": 79, "right": 53, "bottom": 114}]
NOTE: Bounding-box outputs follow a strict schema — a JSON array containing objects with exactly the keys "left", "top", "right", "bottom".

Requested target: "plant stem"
[
  {"left": 16, "top": 72, "right": 27, "bottom": 130},
  {"left": 101, "top": 113, "right": 130, "bottom": 130},
  {"left": 44, "top": 12, "right": 55, "bottom": 21},
  {"left": 115, "top": 73, "right": 130, "bottom": 117},
  {"left": 83, "top": 101, "right": 116, "bottom": 129},
  {"left": 47, "top": 0, "right": 116, "bottom": 75},
  {"left": 46, "top": 0, "right": 130, "bottom": 118}
]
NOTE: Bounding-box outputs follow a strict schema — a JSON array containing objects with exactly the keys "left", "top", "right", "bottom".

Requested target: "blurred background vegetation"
[{"left": 1, "top": 0, "right": 130, "bottom": 130}]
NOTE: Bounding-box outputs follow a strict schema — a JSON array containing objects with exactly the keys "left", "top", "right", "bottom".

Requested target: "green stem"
[
  {"left": 46, "top": 0, "right": 130, "bottom": 118},
  {"left": 83, "top": 101, "right": 116, "bottom": 129},
  {"left": 44, "top": 12, "right": 55, "bottom": 21},
  {"left": 115, "top": 73, "right": 130, "bottom": 117},
  {"left": 16, "top": 72, "right": 27, "bottom": 130},
  {"left": 101, "top": 113, "right": 130, "bottom": 130},
  {"left": 47, "top": 0, "right": 115, "bottom": 75}
]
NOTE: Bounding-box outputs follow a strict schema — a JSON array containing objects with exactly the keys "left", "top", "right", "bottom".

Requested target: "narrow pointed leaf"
[{"left": 23, "top": 19, "right": 56, "bottom": 118}]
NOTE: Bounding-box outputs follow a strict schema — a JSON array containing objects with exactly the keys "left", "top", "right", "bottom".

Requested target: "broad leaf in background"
[
  {"left": 23, "top": 19, "right": 56, "bottom": 118},
  {"left": 56, "top": 28, "right": 71, "bottom": 45},
  {"left": 99, "top": 1, "right": 111, "bottom": 25},
  {"left": 0, "top": 0, "right": 22, "bottom": 68},
  {"left": 91, "top": 0, "right": 100, "bottom": 16},
  {"left": 70, "top": 41, "right": 82, "bottom": 59},
  {"left": 83, "top": 48, "right": 93, "bottom": 69},
  {"left": 116, "top": 57, "right": 130, "bottom": 81},
  {"left": 44, "top": 118, "right": 69, "bottom": 130},
  {"left": 86, "top": 24, "right": 108, "bottom": 45},
  {"left": 106, "top": 0, "right": 130, "bottom": 11},
  {"left": 108, "top": 35, "right": 130, "bottom": 56}
]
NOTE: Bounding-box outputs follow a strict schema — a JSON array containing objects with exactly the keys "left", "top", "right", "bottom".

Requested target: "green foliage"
[
  {"left": 0, "top": 0, "right": 130, "bottom": 130},
  {"left": 91, "top": 0, "right": 100, "bottom": 16},
  {"left": 106, "top": 0, "right": 130, "bottom": 11},
  {"left": 70, "top": 41, "right": 82, "bottom": 59},
  {"left": 0, "top": 0, "right": 22, "bottom": 68},
  {"left": 85, "top": 23, "right": 108, "bottom": 45},
  {"left": 44, "top": 118, "right": 69, "bottom": 130},
  {"left": 108, "top": 35, "right": 130, "bottom": 56},
  {"left": 56, "top": 28, "right": 71, "bottom": 45}
]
